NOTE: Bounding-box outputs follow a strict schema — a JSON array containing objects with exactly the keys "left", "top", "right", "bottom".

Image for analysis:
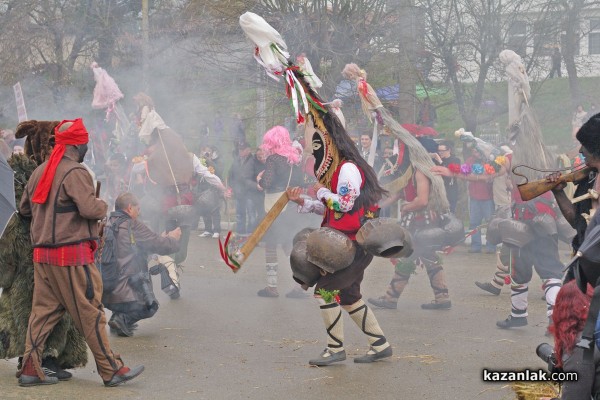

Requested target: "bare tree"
[
  {"left": 418, "top": 0, "right": 562, "bottom": 133},
  {"left": 557, "top": 0, "right": 600, "bottom": 106}
]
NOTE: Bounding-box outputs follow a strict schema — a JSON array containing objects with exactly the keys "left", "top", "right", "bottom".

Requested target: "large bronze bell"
[
  {"left": 499, "top": 219, "right": 535, "bottom": 248},
  {"left": 195, "top": 188, "right": 221, "bottom": 214},
  {"left": 440, "top": 213, "right": 464, "bottom": 246},
  {"left": 292, "top": 227, "right": 316, "bottom": 247},
  {"left": 530, "top": 213, "right": 558, "bottom": 237},
  {"left": 306, "top": 227, "right": 355, "bottom": 273},
  {"left": 356, "top": 218, "right": 411, "bottom": 258},
  {"left": 485, "top": 218, "right": 504, "bottom": 246},
  {"left": 167, "top": 205, "right": 197, "bottom": 228},
  {"left": 290, "top": 239, "right": 322, "bottom": 287},
  {"left": 413, "top": 226, "right": 446, "bottom": 250}
]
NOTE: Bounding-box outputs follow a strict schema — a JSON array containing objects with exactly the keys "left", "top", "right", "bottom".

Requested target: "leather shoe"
[
  {"left": 367, "top": 297, "right": 398, "bottom": 310},
  {"left": 104, "top": 365, "right": 145, "bottom": 387},
  {"left": 354, "top": 346, "right": 393, "bottom": 363},
  {"left": 42, "top": 357, "right": 72, "bottom": 381},
  {"left": 309, "top": 349, "right": 346, "bottom": 366},
  {"left": 285, "top": 288, "right": 309, "bottom": 299},
  {"left": 421, "top": 300, "right": 452, "bottom": 310},
  {"left": 18, "top": 374, "right": 59, "bottom": 387},
  {"left": 108, "top": 313, "right": 133, "bottom": 337},
  {"left": 475, "top": 281, "right": 501, "bottom": 296},
  {"left": 496, "top": 315, "right": 528, "bottom": 329},
  {"left": 257, "top": 287, "right": 279, "bottom": 298}
]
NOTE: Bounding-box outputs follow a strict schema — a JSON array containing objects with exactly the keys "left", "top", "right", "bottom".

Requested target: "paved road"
[{"left": 0, "top": 231, "right": 565, "bottom": 400}]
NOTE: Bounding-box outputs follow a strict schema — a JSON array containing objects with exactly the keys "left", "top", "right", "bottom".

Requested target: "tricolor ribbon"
[{"left": 218, "top": 231, "right": 241, "bottom": 272}]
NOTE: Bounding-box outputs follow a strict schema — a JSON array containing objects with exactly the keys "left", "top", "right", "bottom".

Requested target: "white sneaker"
[
  {"left": 212, "top": 232, "right": 220, "bottom": 239},
  {"left": 198, "top": 231, "right": 211, "bottom": 238}
]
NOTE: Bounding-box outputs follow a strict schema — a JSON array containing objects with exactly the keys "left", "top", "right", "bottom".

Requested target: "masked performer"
[
  {"left": 435, "top": 51, "right": 564, "bottom": 330},
  {"left": 336, "top": 63, "right": 452, "bottom": 311},
  {"left": 0, "top": 121, "right": 88, "bottom": 381},
  {"left": 17, "top": 119, "right": 142, "bottom": 386},
  {"left": 239, "top": 12, "right": 393, "bottom": 365},
  {"left": 256, "top": 125, "right": 309, "bottom": 298},
  {"left": 132, "top": 95, "right": 196, "bottom": 300}
]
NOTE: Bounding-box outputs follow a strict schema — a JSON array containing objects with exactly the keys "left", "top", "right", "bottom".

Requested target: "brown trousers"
[{"left": 18, "top": 262, "right": 124, "bottom": 382}]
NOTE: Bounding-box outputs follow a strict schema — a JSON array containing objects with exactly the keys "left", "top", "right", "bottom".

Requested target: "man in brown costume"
[
  {"left": 17, "top": 118, "right": 143, "bottom": 387},
  {"left": 0, "top": 120, "right": 87, "bottom": 380}
]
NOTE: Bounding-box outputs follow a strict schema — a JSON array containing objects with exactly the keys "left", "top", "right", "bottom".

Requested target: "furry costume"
[{"left": 0, "top": 122, "right": 87, "bottom": 369}]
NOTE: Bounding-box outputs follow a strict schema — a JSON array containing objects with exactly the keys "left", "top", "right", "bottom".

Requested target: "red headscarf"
[{"left": 31, "top": 118, "right": 89, "bottom": 204}]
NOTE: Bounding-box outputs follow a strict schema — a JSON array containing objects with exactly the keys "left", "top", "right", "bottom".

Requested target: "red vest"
[
  {"left": 512, "top": 188, "right": 557, "bottom": 220},
  {"left": 321, "top": 161, "right": 378, "bottom": 240}
]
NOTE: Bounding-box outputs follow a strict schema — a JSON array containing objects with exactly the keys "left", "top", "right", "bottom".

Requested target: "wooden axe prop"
[{"left": 218, "top": 192, "right": 289, "bottom": 272}]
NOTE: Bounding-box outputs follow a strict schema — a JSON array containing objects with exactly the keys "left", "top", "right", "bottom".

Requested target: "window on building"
[
  {"left": 508, "top": 21, "right": 527, "bottom": 57},
  {"left": 533, "top": 20, "right": 556, "bottom": 57},
  {"left": 589, "top": 19, "right": 600, "bottom": 54}
]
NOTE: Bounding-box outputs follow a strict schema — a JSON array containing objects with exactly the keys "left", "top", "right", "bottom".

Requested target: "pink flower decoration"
[{"left": 460, "top": 163, "right": 471, "bottom": 175}]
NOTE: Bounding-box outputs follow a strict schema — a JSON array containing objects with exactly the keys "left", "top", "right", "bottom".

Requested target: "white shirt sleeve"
[
  {"left": 298, "top": 197, "right": 325, "bottom": 215},
  {"left": 192, "top": 154, "right": 223, "bottom": 187},
  {"left": 316, "top": 163, "right": 362, "bottom": 213}
]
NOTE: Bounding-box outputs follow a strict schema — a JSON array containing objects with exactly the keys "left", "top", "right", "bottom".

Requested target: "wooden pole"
[{"left": 232, "top": 192, "right": 289, "bottom": 268}]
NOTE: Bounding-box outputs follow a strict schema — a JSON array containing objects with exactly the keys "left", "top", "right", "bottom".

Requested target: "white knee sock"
[{"left": 343, "top": 299, "right": 389, "bottom": 353}]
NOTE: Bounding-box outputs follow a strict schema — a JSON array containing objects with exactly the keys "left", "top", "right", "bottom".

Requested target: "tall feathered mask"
[{"left": 239, "top": 12, "right": 326, "bottom": 124}]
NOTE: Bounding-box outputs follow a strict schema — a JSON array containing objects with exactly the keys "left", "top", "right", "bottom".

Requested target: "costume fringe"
[{"left": 379, "top": 108, "right": 449, "bottom": 213}]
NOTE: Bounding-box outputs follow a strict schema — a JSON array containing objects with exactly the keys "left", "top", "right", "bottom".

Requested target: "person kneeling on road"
[{"left": 102, "top": 192, "right": 181, "bottom": 337}]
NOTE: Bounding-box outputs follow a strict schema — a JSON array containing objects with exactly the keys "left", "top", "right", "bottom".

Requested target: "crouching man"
[{"left": 103, "top": 192, "right": 181, "bottom": 337}]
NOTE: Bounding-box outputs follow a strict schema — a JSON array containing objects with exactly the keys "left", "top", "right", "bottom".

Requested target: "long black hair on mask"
[{"left": 321, "top": 108, "right": 388, "bottom": 212}]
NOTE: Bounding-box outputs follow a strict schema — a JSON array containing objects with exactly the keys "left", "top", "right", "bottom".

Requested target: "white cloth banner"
[{"left": 13, "top": 82, "right": 28, "bottom": 122}]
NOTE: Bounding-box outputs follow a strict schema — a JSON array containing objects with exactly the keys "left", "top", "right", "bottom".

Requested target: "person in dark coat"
[
  {"left": 103, "top": 192, "right": 181, "bottom": 337},
  {"left": 437, "top": 141, "right": 461, "bottom": 213},
  {"left": 228, "top": 141, "right": 262, "bottom": 235}
]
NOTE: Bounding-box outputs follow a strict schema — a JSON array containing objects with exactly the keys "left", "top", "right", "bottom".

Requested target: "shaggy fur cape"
[{"left": 0, "top": 139, "right": 87, "bottom": 368}]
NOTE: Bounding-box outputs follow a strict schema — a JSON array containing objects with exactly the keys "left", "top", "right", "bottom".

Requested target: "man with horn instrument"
[{"left": 546, "top": 114, "right": 600, "bottom": 268}]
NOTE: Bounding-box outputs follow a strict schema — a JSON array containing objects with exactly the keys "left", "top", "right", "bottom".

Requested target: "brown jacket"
[
  {"left": 19, "top": 147, "right": 107, "bottom": 247},
  {"left": 102, "top": 211, "right": 179, "bottom": 305}
]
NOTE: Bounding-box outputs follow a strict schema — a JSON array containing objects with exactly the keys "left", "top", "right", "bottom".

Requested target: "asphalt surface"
[{"left": 0, "top": 229, "right": 568, "bottom": 400}]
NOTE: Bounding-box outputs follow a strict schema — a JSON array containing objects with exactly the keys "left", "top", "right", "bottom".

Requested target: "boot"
[
  {"left": 496, "top": 315, "right": 528, "bottom": 329},
  {"left": 18, "top": 357, "right": 58, "bottom": 387},
  {"left": 309, "top": 301, "right": 345, "bottom": 366},
  {"left": 41, "top": 357, "right": 72, "bottom": 381},
  {"left": 497, "top": 283, "right": 529, "bottom": 329},
  {"left": 367, "top": 273, "right": 410, "bottom": 310},
  {"left": 475, "top": 281, "right": 501, "bottom": 295},
  {"left": 344, "top": 300, "right": 392, "bottom": 363},
  {"left": 422, "top": 258, "right": 451, "bottom": 310},
  {"left": 258, "top": 263, "right": 279, "bottom": 297}
]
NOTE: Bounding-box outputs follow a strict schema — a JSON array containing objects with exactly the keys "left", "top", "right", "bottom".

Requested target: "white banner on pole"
[{"left": 13, "top": 82, "right": 28, "bottom": 122}]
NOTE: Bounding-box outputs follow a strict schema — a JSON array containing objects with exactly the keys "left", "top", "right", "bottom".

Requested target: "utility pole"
[
  {"left": 142, "top": 0, "right": 149, "bottom": 91},
  {"left": 256, "top": 67, "right": 266, "bottom": 147},
  {"left": 396, "top": 0, "right": 418, "bottom": 124}
]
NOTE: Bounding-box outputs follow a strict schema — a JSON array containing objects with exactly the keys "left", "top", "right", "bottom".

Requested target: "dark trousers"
[
  {"left": 202, "top": 208, "right": 221, "bottom": 233},
  {"left": 235, "top": 196, "right": 262, "bottom": 235},
  {"left": 315, "top": 245, "right": 373, "bottom": 306},
  {"left": 512, "top": 234, "right": 563, "bottom": 284}
]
